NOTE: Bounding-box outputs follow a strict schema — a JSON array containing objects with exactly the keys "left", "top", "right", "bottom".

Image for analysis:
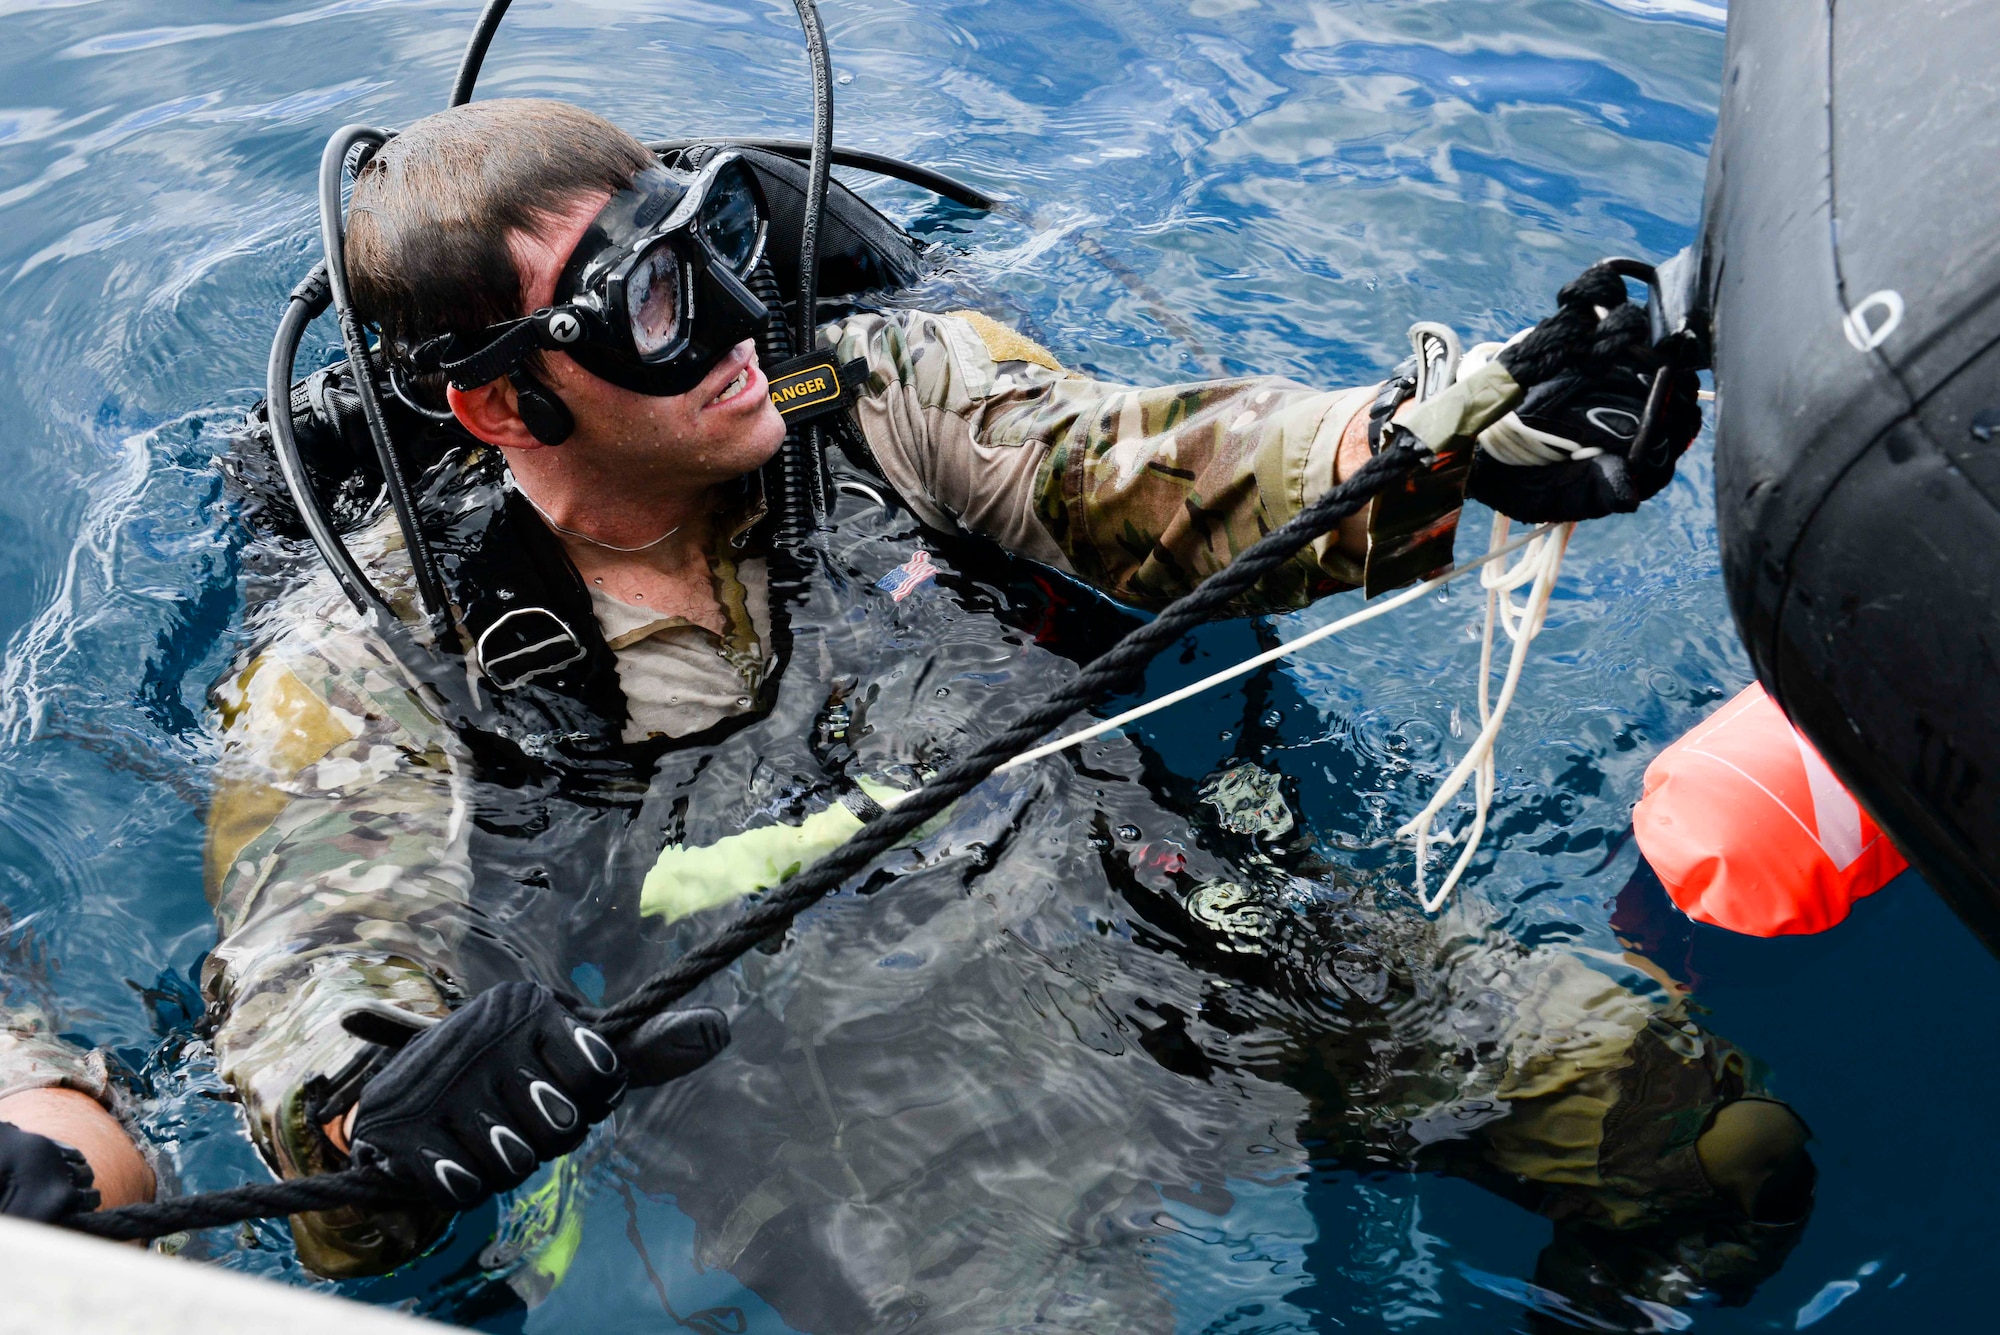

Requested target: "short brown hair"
[{"left": 345, "top": 99, "right": 654, "bottom": 358}]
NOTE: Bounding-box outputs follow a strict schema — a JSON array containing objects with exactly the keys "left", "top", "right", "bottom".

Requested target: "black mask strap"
[{"left": 416, "top": 311, "right": 570, "bottom": 391}]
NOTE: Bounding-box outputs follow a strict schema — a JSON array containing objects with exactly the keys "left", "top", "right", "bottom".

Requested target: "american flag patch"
[{"left": 875, "top": 550, "right": 938, "bottom": 603}]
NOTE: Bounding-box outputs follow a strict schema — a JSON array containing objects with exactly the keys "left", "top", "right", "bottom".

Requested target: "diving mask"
[{"left": 420, "top": 151, "right": 772, "bottom": 398}]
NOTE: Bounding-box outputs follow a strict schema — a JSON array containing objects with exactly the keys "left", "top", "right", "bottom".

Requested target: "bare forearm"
[
  {"left": 1328, "top": 394, "right": 1378, "bottom": 565},
  {"left": 0, "top": 1088, "right": 153, "bottom": 1209}
]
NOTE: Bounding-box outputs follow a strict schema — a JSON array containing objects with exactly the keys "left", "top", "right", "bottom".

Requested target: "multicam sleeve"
[
  {"left": 825, "top": 308, "right": 1377, "bottom": 613},
  {"left": 0, "top": 1006, "right": 116, "bottom": 1110},
  {"left": 201, "top": 591, "right": 463, "bottom": 1276}
]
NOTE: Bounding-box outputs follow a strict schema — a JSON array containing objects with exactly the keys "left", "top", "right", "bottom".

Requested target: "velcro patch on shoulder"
[
  {"left": 947, "top": 309, "right": 1071, "bottom": 376},
  {"left": 767, "top": 353, "right": 868, "bottom": 422}
]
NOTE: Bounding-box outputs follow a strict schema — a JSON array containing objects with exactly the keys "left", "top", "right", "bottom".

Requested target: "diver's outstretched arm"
[
  {"left": 821, "top": 274, "right": 1695, "bottom": 617},
  {"left": 822, "top": 309, "right": 1380, "bottom": 614},
  {"left": 0, "top": 1013, "right": 154, "bottom": 1217},
  {"left": 0, "top": 1090, "right": 152, "bottom": 1216}
]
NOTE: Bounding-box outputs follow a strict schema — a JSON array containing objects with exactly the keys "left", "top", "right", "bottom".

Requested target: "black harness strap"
[{"left": 767, "top": 352, "right": 867, "bottom": 424}]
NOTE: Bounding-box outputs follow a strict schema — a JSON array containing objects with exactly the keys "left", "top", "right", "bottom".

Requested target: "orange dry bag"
[{"left": 1633, "top": 683, "right": 1908, "bottom": 936}]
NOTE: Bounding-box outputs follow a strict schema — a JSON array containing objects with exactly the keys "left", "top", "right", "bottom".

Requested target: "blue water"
[{"left": 1, "top": 0, "right": 1995, "bottom": 1330}]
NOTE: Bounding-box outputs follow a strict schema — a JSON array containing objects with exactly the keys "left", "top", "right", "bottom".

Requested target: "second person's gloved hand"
[
  {"left": 343, "top": 981, "right": 726, "bottom": 1208},
  {"left": 0, "top": 1118, "right": 99, "bottom": 1221}
]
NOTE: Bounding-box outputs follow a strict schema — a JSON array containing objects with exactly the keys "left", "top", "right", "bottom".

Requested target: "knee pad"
[{"left": 1695, "top": 1097, "right": 1815, "bottom": 1224}]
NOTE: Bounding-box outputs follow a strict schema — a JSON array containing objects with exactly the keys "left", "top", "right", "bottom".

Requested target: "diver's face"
[{"left": 505, "top": 190, "right": 787, "bottom": 483}]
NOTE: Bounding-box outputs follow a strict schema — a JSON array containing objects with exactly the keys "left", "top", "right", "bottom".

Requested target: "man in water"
[{"left": 207, "top": 98, "right": 1807, "bottom": 1324}]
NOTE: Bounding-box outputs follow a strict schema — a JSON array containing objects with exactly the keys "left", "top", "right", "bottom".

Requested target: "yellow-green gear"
[
  {"left": 641, "top": 779, "right": 929, "bottom": 924},
  {"left": 494, "top": 1154, "right": 589, "bottom": 1307}
]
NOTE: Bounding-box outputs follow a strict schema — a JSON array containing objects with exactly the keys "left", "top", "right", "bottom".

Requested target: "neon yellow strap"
[{"left": 640, "top": 780, "right": 916, "bottom": 925}]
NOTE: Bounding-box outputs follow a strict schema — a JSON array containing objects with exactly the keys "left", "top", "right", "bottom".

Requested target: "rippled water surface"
[{"left": 2, "top": 0, "right": 1996, "bottom": 1330}]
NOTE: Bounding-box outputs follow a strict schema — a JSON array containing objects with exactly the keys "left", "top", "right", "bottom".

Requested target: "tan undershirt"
[{"left": 594, "top": 557, "right": 771, "bottom": 744}]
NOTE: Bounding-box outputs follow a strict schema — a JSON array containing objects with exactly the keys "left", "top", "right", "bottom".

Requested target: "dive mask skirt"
[{"left": 419, "top": 151, "right": 772, "bottom": 398}]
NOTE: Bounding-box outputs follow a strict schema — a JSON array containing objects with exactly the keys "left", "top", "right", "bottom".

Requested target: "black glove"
[
  {"left": 0, "top": 1119, "right": 99, "bottom": 1222},
  {"left": 345, "top": 982, "right": 727, "bottom": 1208},
  {"left": 1458, "top": 264, "right": 1702, "bottom": 523},
  {"left": 1491, "top": 259, "right": 1634, "bottom": 389},
  {"left": 1466, "top": 355, "right": 1702, "bottom": 523}
]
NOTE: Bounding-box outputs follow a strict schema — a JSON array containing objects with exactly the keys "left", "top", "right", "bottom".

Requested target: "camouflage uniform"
[
  {"left": 205, "top": 311, "right": 1768, "bottom": 1304},
  {"left": 829, "top": 308, "right": 1373, "bottom": 615},
  {"left": 0, "top": 1007, "right": 120, "bottom": 1114},
  {"left": 204, "top": 545, "right": 466, "bottom": 1270}
]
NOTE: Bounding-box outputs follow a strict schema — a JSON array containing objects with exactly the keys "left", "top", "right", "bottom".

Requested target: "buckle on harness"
[{"left": 477, "top": 607, "right": 588, "bottom": 690}]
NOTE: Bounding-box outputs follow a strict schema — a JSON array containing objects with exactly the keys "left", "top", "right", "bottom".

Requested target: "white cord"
[
  {"left": 1398, "top": 514, "right": 1572, "bottom": 912},
  {"left": 1456, "top": 337, "right": 1605, "bottom": 467},
  {"left": 995, "top": 523, "right": 1556, "bottom": 775},
  {"left": 997, "top": 313, "right": 1574, "bottom": 915}
]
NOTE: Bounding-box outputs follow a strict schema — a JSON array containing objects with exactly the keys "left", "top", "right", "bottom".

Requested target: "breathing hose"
[
  {"left": 65, "top": 441, "right": 1429, "bottom": 1243},
  {"left": 775, "top": 0, "right": 837, "bottom": 543},
  {"left": 266, "top": 264, "right": 380, "bottom": 625},
  {"left": 316, "top": 125, "right": 453, "bottom": 639},
  {"left": 649, "top": 137, "right": 995, "bottom": 211},
  {"left": 263, "top": 264, "right": 472, "bottom": 722},
  {"left": 449, "top": 0, "right": 515, "bottom": 107}
]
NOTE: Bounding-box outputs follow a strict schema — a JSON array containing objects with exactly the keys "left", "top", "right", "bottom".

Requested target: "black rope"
[
  {"left": 69, "top": 441, "right": 1424, "bottom": 1243},
  {"left": 1495, "top": 261, "right": 1636, "bottom": 386},
  {"left": 67, "top": 1166, "right": 414, "bottom": 1242}
]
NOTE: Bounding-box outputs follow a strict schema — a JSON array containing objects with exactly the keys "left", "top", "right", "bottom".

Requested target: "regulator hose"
[
  {"left": 265, "top": 262, "right": 379, "bottom": 624},
  {"left": 65, "top": 441, "right": 1428, "bottom": 1243},
  {"left": 449, "top": 0, "right": 515, "bottom": 107},
  {"left": 316, "top": 125, "right": 453, "bottom": 639},
  {"left": 776, "top": 0, "right": 837, "bottom": 543}
]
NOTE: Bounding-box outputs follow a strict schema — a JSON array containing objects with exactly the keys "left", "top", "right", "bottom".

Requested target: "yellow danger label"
[{"left": 770, "top": 361, "right": 842, "bottom": 414}]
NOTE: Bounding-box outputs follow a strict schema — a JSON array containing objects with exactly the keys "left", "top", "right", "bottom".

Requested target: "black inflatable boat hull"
[{"left": 1697, "top": 0, "right": 2000, "bottom": 949}]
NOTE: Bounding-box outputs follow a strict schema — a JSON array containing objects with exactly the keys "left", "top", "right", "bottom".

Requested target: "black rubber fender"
[{"left": 1698, "top": 0, "right": 2000, "bottom": 950}]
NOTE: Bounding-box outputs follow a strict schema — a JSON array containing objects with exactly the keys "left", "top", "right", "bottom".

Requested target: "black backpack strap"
[
  {"left": 767, "top": 352, "right": 869, "bottom": 425},
  {"left": 430, "top": 462, "right": 632, "bottom": 747}
]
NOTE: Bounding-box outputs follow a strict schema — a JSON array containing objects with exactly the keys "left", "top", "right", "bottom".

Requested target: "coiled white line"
[{"left": 1399, "top": 515, "right": 1573, "bottom": 912}]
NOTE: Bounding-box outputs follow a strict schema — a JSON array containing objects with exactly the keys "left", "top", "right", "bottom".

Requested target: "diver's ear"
[{"left": 448, "top": 376, "right": 548, "bottom": 451}]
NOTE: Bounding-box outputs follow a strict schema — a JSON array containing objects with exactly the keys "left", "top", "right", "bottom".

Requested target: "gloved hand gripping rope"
[{"left": 61, "top": 262, "right": 1683, "bottom": 1244}]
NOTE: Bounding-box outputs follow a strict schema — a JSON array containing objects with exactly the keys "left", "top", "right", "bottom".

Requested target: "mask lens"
[
  {"left": 699, "top": 162, "right": 765, "bottom": 274},
  {"left": 626, "top": 243, "right": 682, "bottom": 356}
]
